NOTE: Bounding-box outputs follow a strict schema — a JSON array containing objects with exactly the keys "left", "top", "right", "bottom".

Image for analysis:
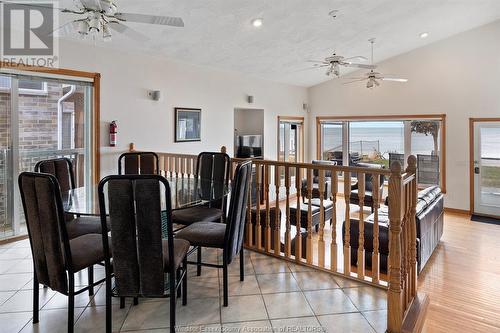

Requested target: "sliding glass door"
[{"left": 0, "top": 73, "right": 94, "bottom": 240}]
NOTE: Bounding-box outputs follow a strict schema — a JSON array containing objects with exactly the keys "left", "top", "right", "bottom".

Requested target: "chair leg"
[
  {"left": 33, "top": 272, "right": 39, "bottom": 324},
  {"left": 68, "top": 275, "right": 75, "bottom": 333},
  {"left": 176, "top": 269, "right": 181, "bottom": 298},
  {"left": 105, "top": 265, "right": 112, "bottom": 333},
  {"left": 120, "top": 297, "right": 125, "bottom": 309},
  {"left": 133, "top": 297, "right": 139, "bottom": 305},
  {"left": 196, "top": 247, "right": 202, "bottom": 276},
  {"left": 182, "top": 258, "right": 187, "bottom": 306},
  {"left": 169, "top": 271, "right": 176, "bottom": 333},
  {"left": 239, "top": 248, "right": 245, "bottom": 282},
  {"left": 222, "top": 255, "right": 228, "bottom": 307},
  {"left": 88, "top": 265, "right": 94, "bottom": 296}
]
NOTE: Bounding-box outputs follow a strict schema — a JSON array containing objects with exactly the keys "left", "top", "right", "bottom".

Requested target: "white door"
[{"left": 473, "top": 121, "right": 500, "bottom": 217}]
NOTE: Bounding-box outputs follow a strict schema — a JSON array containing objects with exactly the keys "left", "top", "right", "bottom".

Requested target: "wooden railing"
[{"left": 133, "top": 144, "right": 427, "bottom": 333}]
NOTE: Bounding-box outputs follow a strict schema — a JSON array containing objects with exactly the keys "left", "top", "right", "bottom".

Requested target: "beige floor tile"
[
  {"left": 20, "top": 307, "right": 85, "bottom": 333},
  {"left": 0, "top": 291, "right": 15, "bottom": 306},
  {"left": 332, "top": 276, "right": 365, "bottom": 288},
  {"left": 221, "top": 294, "right": 267, "bottom": 323},
  {"left": 287, "top": 262, "right": 315, "bottom": 273},
  {"left": 343, "top": 287, "right": 387, "bottom": 311},
  {"left": 122, "top": 297, "right": 220, "bottom": 330},
  {"left": 0, "top": 248, "right": 31, "bottom": 260},
  {"left": 87, "top": 285, "right": 124, "bottom": 307},
  {"left": 188, "top": 265, "right": 219, "bottom": 278},
  {"left": 223, "top": 320, "right": 272, "bottom": 332},
  {"left": 362, "top": 310, "right": 387, "bottom": 333},
  {"left": 0, "top": 312, "right": 33, "bottom": 333},
  {"left": 251, "top": 258, "right": 290, "bottom": 274},
  {"left": 223, "top": 274, "right": 260, "bottom": 296},
  {"left": 317, "top": 313, "right": 376, "bottom": 333},
  {"left": 257, "top": 273, "right": 300, "bottom": 294},
  {"left": 263, "top": 292, "right": 314, "bottom": 319},
  {"left": 4, "top": 259, "right": 33, "bottom": 274},
  {"left": 0, "top": 261, "right": 17, "bottom": 274},
  {"left": 304, "top": 289, "right": 357, "bottom": 315},
  {"left": 187, "top": 276, "right": 220, "bottom": 299},
  {"left": 9, "top": 239, "right": 31, "bottom": 249},
  {"left": 292, "top": 271, "right": 340, "bottom": 291},
  {"left": 0, "top": 289, "right": 56, "bottom": 313},
  {"left": 271, "top": 316, "right": 322, "bottom": 333},
  {"left": 43, "top": 289, "right": 93, "bottom": 309},
  {"left": 225, "top": 257, "right": 255, "bottom": 277},
  {"left": 0, "top": 273, "right": 32, "bottom": 291},
  {"left": 75, "top": 304, "right": 130, "bottom": 332}
]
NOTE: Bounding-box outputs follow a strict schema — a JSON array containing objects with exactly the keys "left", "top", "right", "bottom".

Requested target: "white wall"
[
  {"left": 308, "top": 20, "right": 500, "bottom": 210},
  {"left": 56, "top": 39, "right": 308, "bottom": 177}
]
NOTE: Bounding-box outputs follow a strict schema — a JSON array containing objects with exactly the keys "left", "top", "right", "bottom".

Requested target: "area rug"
[{"left": 471, "top": 214, "right": 500, "bottom": 225}]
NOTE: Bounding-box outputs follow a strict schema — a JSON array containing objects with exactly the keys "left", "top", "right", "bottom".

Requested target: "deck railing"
[{"left": 136, "top": 144, "right": 427, "bottom": 333}]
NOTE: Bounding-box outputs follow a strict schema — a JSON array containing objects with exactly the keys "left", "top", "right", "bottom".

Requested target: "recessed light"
[
  {"left": 251, "top": 18, "right": 263, "bottom": 28},
  {"left": 420, "top": 32, "right": 429, "bottom": 39}
]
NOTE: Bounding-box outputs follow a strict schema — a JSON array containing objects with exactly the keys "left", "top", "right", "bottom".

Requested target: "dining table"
[{"left": 61, "top": 176, "right": 230, "bottom": 236}]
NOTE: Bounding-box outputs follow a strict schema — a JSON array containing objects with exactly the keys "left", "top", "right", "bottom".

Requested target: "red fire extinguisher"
[{"left": 109, "top": 121, "right": 117, "bottom": 147}]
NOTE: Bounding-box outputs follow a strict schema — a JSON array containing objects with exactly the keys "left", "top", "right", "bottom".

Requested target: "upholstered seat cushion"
[
  {"left": 176, "top": 221, "right": 226, "bottom": 248},
  {"left": 171, "top": 206, "right": 224, "bottom": 225},
  {"left": 70, "top": 234, "right": 109, "bottom": 272},
  {"left": 66, "top": 216, "right": 109, "bottom": 239},
  {"left": 162, "top": 239, "right": 190, "bottom": 270}
]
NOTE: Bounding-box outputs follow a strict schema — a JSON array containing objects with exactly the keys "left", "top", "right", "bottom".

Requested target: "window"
[
  {"left": 0, "top": 77, "right": 47, "bottom": 94},
  {"left": 317, "top": 115, "right": 446, "bottom": 191}
]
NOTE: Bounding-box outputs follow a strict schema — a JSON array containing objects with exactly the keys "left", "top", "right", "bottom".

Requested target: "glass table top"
[{"left": 62, "top": 176, "right": 230, "bottom": 216}]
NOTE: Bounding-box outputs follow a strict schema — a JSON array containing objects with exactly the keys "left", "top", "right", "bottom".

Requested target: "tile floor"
[{"left": 0, "top": 238, "right": 387, "bottom": 333}]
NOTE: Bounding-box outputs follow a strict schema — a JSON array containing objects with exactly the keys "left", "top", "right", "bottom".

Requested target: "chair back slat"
[
  {"left": 18, "top": 172, "right": 69, "bottom": 293},
  {"left": 101, "top": 175, "right": 171, "bottom": 297},
  {"left": 196, "top": 152, "right": 231, "bottom": 207},
  {"left": 224, "top": 161, "right": 252, "bottom": 263},
  {"left": 35, "top": 158, "right": 75, "bottom": 192},
  {"left": 118, "top": 152, "right": 160, "bottom": 175}
]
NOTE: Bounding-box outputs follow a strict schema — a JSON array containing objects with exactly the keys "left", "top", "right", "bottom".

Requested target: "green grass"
[{"left": 481, "top": 166, "right": 500, "bottom": 188}]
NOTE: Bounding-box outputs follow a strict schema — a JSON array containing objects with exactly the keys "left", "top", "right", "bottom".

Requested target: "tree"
[{"left": 411, "top": 121, "right": 440, "bottom": 155}]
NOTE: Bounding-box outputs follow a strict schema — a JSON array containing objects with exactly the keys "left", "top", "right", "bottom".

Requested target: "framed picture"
[{"left": 175, "top": 107, "right": 201, "bottom": 142}]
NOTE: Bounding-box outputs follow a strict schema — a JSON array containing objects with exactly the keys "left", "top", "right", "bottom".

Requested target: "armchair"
[
  {"left": 350, "top": 162, "right": 385, "bottom": 212},
  {"left": 300, "top": 160, "right": 336, "bottom": 201}
]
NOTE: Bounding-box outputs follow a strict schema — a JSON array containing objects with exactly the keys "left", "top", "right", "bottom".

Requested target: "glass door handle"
[{"left": 474, "top": 167, "right": 480, "bottom": 174}]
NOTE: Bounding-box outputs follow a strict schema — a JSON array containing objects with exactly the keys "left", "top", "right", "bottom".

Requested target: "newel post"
[
  {"left": 129, "top": 142, "right": 135, "bottom": 151},
  {"left": 220, "top": 146, "right": 227, "bottom": 154},
  {"left": 387, "top": 160, "right": 403, "bottom": 333}
]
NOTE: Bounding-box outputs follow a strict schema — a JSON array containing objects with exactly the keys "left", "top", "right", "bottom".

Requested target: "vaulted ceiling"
[{"left": 58, "top": 0, "right": 500, "bottom": 87}]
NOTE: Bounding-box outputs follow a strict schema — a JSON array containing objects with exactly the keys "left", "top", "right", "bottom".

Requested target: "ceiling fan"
[
  {"left": 343, "top": 38, "right": 408, "bottom": 88},
  {"left": 305, "top": 53, "right": 375, "bottom": 77},
  {"left": 5, "top": 0, "right": 184, "bottom": 42}
]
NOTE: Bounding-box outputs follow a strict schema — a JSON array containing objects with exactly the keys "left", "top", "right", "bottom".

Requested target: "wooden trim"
[
  {"left": 444, "top": 207, "right": 471, "bottom": 216},
  {"left": 0, "top": 234, "right": 28, "bottom": 245},
  {"left": 401, "top": 293, "right": 430, "bottom": 333},
  {"left": 277, "top": 116, "right": 305, "bottom": 163},
  {"left": 93, "top": 74, "right": 101, "bottom": 184},
  {"left": 316, "top": 114, "right": 447, "bottom": 192},
  {"left": 0, "top": 63, "right": 101, "bottom": 184},
  {"left": 316, "top": 114, "right": 446, "bottom": 121},
  {"left": 469, "top": 117, "right": 500, "bottom": 216}
]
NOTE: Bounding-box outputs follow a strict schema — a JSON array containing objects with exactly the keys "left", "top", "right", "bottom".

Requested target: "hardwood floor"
[{"left": 419, "top": 212, "right": 500, "bottom": 333}]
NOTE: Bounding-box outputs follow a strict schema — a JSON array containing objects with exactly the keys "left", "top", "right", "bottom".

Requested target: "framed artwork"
[{"left": 175, "top": 107, "right": 201, "bottom": 142}]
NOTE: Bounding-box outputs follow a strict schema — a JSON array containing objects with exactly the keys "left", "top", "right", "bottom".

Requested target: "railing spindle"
[
  {"left": 372, "top": 173, "right": 381, "bottom": 284},
  {"left": 306, "top": 168, "right": 313, "bottom": 264},
  {"left": 284, "top": 166, "right": 291, "bottom": 257},
  {"left": 255, "top": 164, "right": 262, "bottom": 250},
  {"left": 343, "top": 171, "right": 351, "bottom": 275},
  {"left": 274, "top": 165, "right": 281, "bottom": 255},
  {"left": 264, "top": 164, "right": 271, "bottom": 252},
  {"left": 357, "top": 172, "right": 366, "bottom": 279},
  {"left": 295, "top": 166, "right": 302, "bottom": 262},
  {"left": 318, "top": 169, "right": 326, "bottom": 267},
  {"left": 331, "top": 170, "right": 338, "bottom": 272}
]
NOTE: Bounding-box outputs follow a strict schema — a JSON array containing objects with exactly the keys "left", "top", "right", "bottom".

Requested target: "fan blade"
[
  {"left": 382, "top": 77, "right": 408, "bottom": 82},
  {"left": 114, "top": 13, "right": 184, "bottom": 27},
  {"left": 50, "top": 21, "right": 79, "bottom": 37},
  {"left": 108, "top": 22, "right": 150, "bottom": 42},
  {"left": 345, "top": 63, "right": 376, "bottom": 69},
  {"left": 374, "top": 80, "right": 380, "bottom": 86},
  {"left": 79, "top": 0, "right": 102, "bottom": 10},
  {"left": 343, "top": 56, "right": 368, "bottom": 62},
  {"left": 292, "top": 65, "right": 329, "bottom": 73},
  {"left": 306, "top": 60, "right": 328, "bottom": 64},
  {"left": 343, "top": 78, "right": 366, "bottom": 85},
  {"left": 342, "top": 77, "right": 365, "bottom": 80}
]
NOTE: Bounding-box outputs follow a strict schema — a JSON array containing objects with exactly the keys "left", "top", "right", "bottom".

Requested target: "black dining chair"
[
  {"left": 172, "top": 152, "right": 231, "bottom": 275},
  {"left": 18, "top": 172, "right": 110, "bottom": 333},
  {"left": 35, "top": 157, "right": 104, "bottom": 293},
  {"left": 176, "top": 161, "right": 252, "bottom": 306},
  {"left": 98, "top": 174, "right": 190, "bottom": 333},
  {"left": 118, "top": 151, "right": 160, "bottom": 175}
]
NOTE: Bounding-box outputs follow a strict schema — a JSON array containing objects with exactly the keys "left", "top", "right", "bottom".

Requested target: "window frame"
[
  {"left": 316, "top": 114, "right": 447, "bottom": 193},
  {"left": 0, "top": 79, "right": 48, "bottom": 95}
]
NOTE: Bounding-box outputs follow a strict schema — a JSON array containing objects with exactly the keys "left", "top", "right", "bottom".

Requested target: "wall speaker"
[
  {"left": 247, "top": 95, "right": 254, "bottom": 104},
  {"left": 148, "top": 90, "right": 161, "bottom": 101},
  {"left": 303, "top": 103, "right": 309, "bottom": 112}
]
